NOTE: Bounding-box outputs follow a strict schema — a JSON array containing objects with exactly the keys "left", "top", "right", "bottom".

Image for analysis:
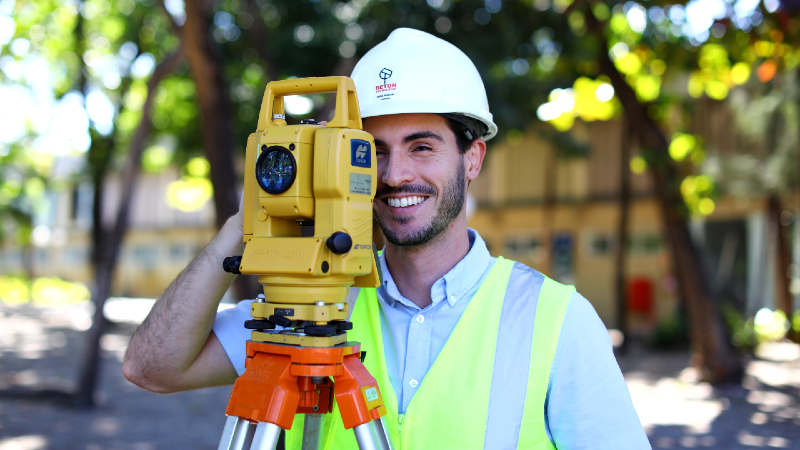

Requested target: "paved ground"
[
  {"left": 620, "top": 343, "right": 800, "bottom": 449},
  {"left": 0, "top": 303, "right": 798, "bottom": 449}
]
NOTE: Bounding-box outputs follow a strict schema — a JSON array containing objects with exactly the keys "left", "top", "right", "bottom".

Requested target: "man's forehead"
[{"left": 363, "top": 113, "right": 451, "bottom": 140}]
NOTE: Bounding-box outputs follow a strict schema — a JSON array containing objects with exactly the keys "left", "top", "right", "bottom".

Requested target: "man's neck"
[{"left": 383, "top": 219, "right": 471, "bottom": 309}]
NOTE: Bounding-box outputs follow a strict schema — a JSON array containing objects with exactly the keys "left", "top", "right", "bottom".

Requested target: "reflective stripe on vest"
[{"left": 285, "top": 257, "right": 575, "bottom": 450}]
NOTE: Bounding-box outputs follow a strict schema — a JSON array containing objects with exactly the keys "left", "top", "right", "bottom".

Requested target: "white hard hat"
[{"left": 351, "top": 28, "right": 498, "bottom": 141}]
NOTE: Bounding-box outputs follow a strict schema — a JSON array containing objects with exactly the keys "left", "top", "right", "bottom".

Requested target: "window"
[
  {"left": 65, "top": 247, "right": 88, "bottom": 264},
  {"left": 586, "top": 234, "right": 615, "bottom": 256},
  {"left": 504, "top": 236, "right": 542, "bottom": 261},
  {"left": 132, "top": 245, "right": 159, "bottom": 270},
  {"left": 628, "top": 233, "right": 663, "bottom": 254}
]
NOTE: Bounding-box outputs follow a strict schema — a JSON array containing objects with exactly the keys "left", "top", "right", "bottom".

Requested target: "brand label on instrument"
[
  {"left": 349, "top": 173, "right": 372, "bottom": 195},
  {"left": 253, "top": 250, "right": 302, "bottom": 259},
  {"left": 351, "top": 139, "right": 371, "bottom": 168},
  {"left": 365, "top": 387, "right": 379, "bottom": 402}
]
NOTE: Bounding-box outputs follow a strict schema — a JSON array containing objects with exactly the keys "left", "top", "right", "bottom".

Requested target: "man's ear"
[{"left": 465, "top": 139, "right": 486, "bottom": 181}]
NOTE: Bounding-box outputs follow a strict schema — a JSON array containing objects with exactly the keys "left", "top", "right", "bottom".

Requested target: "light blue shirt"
[{"left": 213, "top": 229, "right": 650, "bottom": 449}]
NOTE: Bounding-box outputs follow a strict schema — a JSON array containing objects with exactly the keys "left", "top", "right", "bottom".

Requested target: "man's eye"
[{"left": 413, "top": 145, "right": 432, "bottom": 152}]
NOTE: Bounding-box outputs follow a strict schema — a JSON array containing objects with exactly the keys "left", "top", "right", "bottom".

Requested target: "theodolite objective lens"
[{"left": 255, "top": 146, "right": 296, "bottom": 194}]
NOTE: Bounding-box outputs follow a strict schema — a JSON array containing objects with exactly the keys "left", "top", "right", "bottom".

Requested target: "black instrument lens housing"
[{"left": 256, "top": 146, "right": 296, "bottom": 195}]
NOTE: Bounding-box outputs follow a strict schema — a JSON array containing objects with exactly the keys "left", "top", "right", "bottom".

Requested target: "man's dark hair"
[{"left": 440, "top": 114, "right": 486, "bottom": 154}]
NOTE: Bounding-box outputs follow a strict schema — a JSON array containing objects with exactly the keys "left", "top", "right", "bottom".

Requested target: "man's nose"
[{"left": 381, "top": 153, "right": 414, "bottom": 187}]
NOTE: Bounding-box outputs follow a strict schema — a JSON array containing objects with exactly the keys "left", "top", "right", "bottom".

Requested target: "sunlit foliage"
[
  {"left": 166, "top": 157, "right": 213, "bottom": 212},
  {"left": 532, "top": 0, "right": 799, "bottom": 217},
  {"left": 0, "top": 275, "right": 90, "bottom": 305}
]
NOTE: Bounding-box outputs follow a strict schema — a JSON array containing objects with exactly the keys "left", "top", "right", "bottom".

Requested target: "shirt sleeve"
[
  {"left": 546, "top": 293, "right": 651, "bottom": 450},
  {"left": 212, "top": 300, "right": 254, "bottom": 376}
]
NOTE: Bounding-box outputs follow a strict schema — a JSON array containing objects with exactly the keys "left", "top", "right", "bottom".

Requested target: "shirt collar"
[{"left": 378, "top": 229, "right": 492, "bottom": 310}]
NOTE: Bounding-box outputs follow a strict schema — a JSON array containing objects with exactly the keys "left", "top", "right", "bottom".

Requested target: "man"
[{"left": 124, "top": 28, "right": 650, "bottom": 449}]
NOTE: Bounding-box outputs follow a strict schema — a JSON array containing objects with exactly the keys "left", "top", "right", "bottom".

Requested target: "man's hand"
[{"left": 232, "top": 191, "right": 245, "bottom": 234}]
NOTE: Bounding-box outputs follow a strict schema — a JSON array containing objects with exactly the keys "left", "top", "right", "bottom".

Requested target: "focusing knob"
[
  {"left": 223, "top": 256, "right": 242, "bottom": 274},
  {"left": 304, "top": 325, "right": 338, "bottom": 336},
  {"left": 326, "top": 232, "right": 352, "bottom": 254},
  {"left": 244, "top": 320, "right": 275, "bottom": 330}
]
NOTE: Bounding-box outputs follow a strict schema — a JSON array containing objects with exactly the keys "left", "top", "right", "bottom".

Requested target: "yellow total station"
[{"left": 222, "top": 76, "right": 381, "bottom": 348}]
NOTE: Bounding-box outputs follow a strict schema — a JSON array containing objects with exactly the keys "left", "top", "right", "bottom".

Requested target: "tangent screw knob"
[
  {"left": 326, "top": 232, "right": 352, "bottom": 255},
  {"left": 222, "top": 256, "right": 242, "bottom": 274}
]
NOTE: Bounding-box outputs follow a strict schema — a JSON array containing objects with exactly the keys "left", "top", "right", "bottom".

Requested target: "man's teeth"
[{"left": 388, "top": 196, "right": 426, "bottom": 208}]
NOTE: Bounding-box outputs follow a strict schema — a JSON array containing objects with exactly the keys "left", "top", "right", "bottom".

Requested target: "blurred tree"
[
  {"left": 722, "top": 68, "right": 799, "bottom": 319},
  {"left": 70, "top": 0, "right": 183, "bottom": 408},
  {"left": 535, "top": 0, "right": 800, "bottom": 380},
  {"left": 579, "top": 5, "right": 742, "bottom": 383},
  {"left": 0, "top": 0, "right": 184, "bottom": 406}
]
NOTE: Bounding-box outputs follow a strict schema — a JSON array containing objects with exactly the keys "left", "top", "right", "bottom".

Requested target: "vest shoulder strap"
[{"left": 517, "top": 276, "right": 575, "bottom": 450}]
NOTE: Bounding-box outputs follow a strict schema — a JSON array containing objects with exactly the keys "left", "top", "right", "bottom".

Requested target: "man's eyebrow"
[
  {"left": 373, "top": 131, "right": 445, "bottom": 148},
  {"left": 403, "top": 131, "right": 445, "bottom": 144}
]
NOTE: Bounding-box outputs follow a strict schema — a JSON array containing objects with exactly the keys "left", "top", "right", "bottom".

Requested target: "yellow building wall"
[{"left": 469, "top": 198, "right": 678, "bottom": 329}]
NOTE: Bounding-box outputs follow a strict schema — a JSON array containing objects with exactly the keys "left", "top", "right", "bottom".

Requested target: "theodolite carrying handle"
[{"left": 257, "top": 76, "right": 362, "bottom": 131}]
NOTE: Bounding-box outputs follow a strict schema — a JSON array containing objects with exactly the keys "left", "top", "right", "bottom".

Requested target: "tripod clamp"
[{"left": 218, "top": 341, "right": 393, "bottom": 450}]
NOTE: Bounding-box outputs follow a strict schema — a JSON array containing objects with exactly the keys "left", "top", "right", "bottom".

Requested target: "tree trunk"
[
  {"left": 182, "top": 0, "right": 260, "bottom": 301},
  {"left": 73, "top": 261, "right": 112, "bottom": 408},
  {"left": 74, "top": 49, "right": 184, "bottom": 408},
  {"left": 768, "top": 193, "right": 793, "bottom": 318},
  {"left": 541, "top": 138, "right": 557, "bottom": 277},
  {"left": 584, "top": 8, "right": 742, "bottom": 383},
  {"left": 245, "top": 0, "right": 280, "bottom": 83},
  {"left": 615, "top": 120, "right": 633, "bottom": 354},
  {"left": 181, "top": 0, "right": 239, "bottom": 229}
]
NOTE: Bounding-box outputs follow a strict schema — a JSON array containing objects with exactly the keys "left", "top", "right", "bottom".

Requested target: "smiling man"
[{"left": 124, "top": 28, "right": 650, "bottom": 449}]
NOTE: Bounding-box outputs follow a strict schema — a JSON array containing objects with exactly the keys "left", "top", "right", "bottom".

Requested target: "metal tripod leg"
[
  {"left": 353, "top": 417, "right": 394, "bottom": 450},
  {"left": 300, "top": 415, "right": 394, "bottom": 450},
  {"left": 218, "top": 416, "right": 256, "bottom": 450},
  {"left": 250, "top": 422, "right": 283, "bottom": 450},
  {"left": 301, "top": 414, "right": 324, "bottom": 450}
]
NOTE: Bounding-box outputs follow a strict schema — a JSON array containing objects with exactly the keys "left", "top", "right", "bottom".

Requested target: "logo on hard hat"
[
  {"left": 379, "top": 68, "right": 393, "bottom": 83},
  {"left": 376, "top": 68, "right": 397, "bottom": 98}
]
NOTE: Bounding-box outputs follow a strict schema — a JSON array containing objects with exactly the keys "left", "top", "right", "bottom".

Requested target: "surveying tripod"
[
  {"left": 217, "top": 76, "right": 394, "bottom": 450},
  {"left": 215, "top": 293, "right": 394, "bottom": 450}
]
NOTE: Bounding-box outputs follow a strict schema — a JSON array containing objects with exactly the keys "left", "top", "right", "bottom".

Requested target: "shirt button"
[
  {"left": 450, "top": 295, "right": 455, "bottom": 302},
  {"left": 415, "top": 315, "right": 424, "bottom": 323},
  {"left": 409, "top": 379, "right": 418, "bottom": 388}
]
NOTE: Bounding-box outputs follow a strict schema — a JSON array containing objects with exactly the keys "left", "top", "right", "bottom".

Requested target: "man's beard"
[{"left": 375, "top": 161, "right": 466, "bottom": 248}]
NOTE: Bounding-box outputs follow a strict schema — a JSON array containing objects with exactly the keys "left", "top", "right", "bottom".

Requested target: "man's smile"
[{"left": 382, "top": 195, "right": 429, "bottom": 208}]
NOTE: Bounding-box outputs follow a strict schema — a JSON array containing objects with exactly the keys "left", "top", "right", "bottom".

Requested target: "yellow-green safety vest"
[{"left": 286, "top": 256, "right": 574, "bottom": 449}]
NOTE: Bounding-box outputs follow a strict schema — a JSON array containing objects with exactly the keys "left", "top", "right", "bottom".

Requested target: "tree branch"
[
  {"left": 109, "top": 47, "right": 185, "bottom": 260},
  {"left": 245, "top": 0, "right": 280, "bottom": 82}
]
